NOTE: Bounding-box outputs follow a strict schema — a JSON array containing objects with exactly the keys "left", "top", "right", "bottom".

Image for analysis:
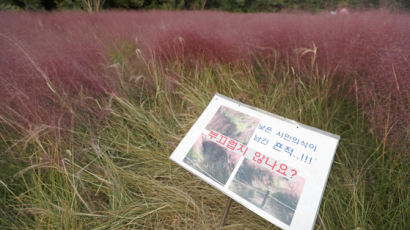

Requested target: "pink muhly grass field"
[{"left": 0, "top": 10, "right": 408, "bottom": 142}]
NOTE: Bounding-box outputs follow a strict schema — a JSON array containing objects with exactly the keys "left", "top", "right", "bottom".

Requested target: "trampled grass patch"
[{"left": 0, "top": 10, "right": 408, "bottom": 229}]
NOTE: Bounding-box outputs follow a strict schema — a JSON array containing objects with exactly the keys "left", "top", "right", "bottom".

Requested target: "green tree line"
[{"left": 1, "top": 0, "right": 409, "bottom": 12}]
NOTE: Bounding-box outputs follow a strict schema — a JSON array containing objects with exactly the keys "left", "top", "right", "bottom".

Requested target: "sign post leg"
[{"left": 218, "top": 198, "right": 233, "bottom": 230}]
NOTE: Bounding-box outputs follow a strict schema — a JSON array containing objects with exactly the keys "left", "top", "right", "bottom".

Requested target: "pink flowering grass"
[
  {"left": 0, "top": 11, "right": 409, "bottom": 229},
  {"left": 0, "top": 12, "right": 117, "bottom": 129},
  {"left": 0, "top": 10, "right": 408, "bottom": 143}
]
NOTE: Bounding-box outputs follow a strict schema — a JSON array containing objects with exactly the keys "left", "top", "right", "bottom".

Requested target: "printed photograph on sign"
[
  {"left": 229, "top": 158, "right": 305, "bottom": 225},
  {"left": 206, "top": 105, "right": 259, "bottom": 145},
  {"left": 183, "top": 134, "right": 241, "bottom": 185}
]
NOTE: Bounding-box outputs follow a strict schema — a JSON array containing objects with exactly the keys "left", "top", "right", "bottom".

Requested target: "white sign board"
[{"left": 170, "top": 93, "right": 340, "bottom": 230}]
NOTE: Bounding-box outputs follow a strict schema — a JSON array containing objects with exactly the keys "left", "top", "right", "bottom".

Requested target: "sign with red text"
[{"left": 170, "top": 93, "right": 340, "bottom": 230}]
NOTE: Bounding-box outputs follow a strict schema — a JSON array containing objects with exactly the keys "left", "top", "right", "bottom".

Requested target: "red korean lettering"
[
  {"left": 226, "top": 139, "right": 238, "bottom": 150},
  {"left": 237, "top": 144, "right": 248, "bottom": 156},
  {"left": 265, "top": 157, "right": 277, "bottom": 170},
  {"left": 217, "top": 135, "right": 228, "bottom": 146},
  {"left": 276, "top": 163, "right": 288, "bottom": 176},
  {"left": 208, "top": 131, "right": 218, "bottom": 140}
]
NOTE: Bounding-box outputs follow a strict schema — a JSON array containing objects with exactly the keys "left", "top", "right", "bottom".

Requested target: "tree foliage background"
[{"left": 1, "top": 0, "right": 409, "bottom": 11}]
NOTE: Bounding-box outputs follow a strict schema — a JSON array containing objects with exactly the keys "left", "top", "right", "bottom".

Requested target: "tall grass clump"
[{"left": 0, "top": 10, "right": 408, "bottom": 229}]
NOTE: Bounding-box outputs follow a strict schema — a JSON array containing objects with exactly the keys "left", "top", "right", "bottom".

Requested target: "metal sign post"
[{"left": 218, "top": 198, "right": 233, "bottom": 230}]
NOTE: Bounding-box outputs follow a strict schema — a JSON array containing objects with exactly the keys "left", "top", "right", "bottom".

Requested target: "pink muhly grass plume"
[
  {"left": 0, "top": 10, "right": 408, "bottom": 144},
  {"left": 0, "top": 12, "right": 116, "bottom": 130}
]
